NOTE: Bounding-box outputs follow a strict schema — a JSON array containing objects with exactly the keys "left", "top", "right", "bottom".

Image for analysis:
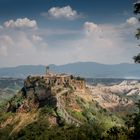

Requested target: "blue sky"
[
  {"left": 0, "top": 0, "right": 139, "bottom": 67},
  {"left": 0, "top": 0, "right": 133, "bottom": 24}
]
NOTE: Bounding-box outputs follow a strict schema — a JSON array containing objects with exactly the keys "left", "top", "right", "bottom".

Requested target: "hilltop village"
[
  {"left": 23, "top": 67, "right": 86, "bottom": 98},
  {"left": 6, "top": 67, "right": 86, "bottom": 114}
]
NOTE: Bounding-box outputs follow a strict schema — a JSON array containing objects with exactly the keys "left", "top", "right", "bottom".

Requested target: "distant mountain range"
[{"left": 0, "top": 62, "right": 140, "bottom": 79}]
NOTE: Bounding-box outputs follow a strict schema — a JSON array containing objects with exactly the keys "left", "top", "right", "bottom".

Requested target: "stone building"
[{"left": 43, "top": 72, "right": 85, "bottom": 91}]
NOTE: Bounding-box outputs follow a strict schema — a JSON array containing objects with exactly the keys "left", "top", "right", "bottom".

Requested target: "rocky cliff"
[{"left": 88, "top": 80, "right": 140, "bottom": 114}]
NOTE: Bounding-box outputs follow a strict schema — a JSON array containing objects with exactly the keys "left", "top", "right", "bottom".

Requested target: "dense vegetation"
[
  {"left": 2, "top": 101, "right": 138, "bottom": 140},
  {"left": 1, "top": 96, "right": 140, "bottom": 140}
]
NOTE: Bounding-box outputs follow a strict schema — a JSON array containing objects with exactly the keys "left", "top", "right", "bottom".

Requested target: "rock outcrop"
[
  {"left": 6, "top": 74, "right": 85, "bottom": 127},
  {"left": 87, "top": 80, "right": 140, "bottom": 113}
]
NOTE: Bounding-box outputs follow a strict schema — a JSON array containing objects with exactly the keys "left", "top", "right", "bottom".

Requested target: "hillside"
[
  {"left": 88, "top": 81, "right": 140, "bottom": 115},
  {"left": 0, "top": 73, "right": 131, "bottom": 140},
  {"left": 0, "top": 78, "right": 23, "bottom": 104},
  {"left": 0, "top": 62, "right": 140, "bottom": 78}
]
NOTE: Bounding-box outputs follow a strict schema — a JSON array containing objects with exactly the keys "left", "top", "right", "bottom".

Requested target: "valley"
[{"left": 0, "top": 78, "right": 23, "bottom": 104}]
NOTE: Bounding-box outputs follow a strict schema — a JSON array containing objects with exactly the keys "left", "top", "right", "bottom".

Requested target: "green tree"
[
  {"left": 133, "top": 1, "right": 140, "bottom": 63},
  {"left": 132, "top": 100, "right": 140, "bottom": 140},
  {"left": 125, "top": 100, "right": 140, "bottom": 140}
]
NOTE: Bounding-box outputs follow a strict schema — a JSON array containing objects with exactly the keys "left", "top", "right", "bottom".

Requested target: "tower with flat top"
[{"left": 46, "top": 66, "right": 49, "bottom": 75}]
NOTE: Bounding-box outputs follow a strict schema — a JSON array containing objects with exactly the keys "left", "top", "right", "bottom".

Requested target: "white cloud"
[
  {"left": 12, "top": 32, "right": 48, "bottom": 51},
  {"left": 126, "top": 17, "right": 139, "bottom": 26},
  {"left": 84, "top": 22, "right": 98, "bottom": 31},
  {"left": 0, "top": 30, "right": 48, "bottom": 59},
  {"left": 0, "top": 35, "right": 14, "bottom": 56},
  {"left": 3, "top": 18, "right": 37, "bottom": 29},
  {"left": 42, "top": 6, "right": 81, "bottom": 20},
  {"left": 32, "top": 35, "right": 42, "bottom": 42},
  {"left": 31, "top": 35, "right": 48, "bottom": 50},
  {"left": 61, "top": 21, "right": 139, "bottom": 64},
  {"left": 0, "top": 17, "right": 139, "bottom": 67},
  {"left": 84, "top": 22, "right": 102, "bottom": 36},
  {"left": 0, "top": 17, "right": 48, "bottom": 59},
  {"left": 16, "top": 32, "right": 34, "bottom": 49}
]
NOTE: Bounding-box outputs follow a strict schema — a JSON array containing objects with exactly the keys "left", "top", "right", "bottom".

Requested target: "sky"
[{"left": 0, "top": 0, "right": 139, "bottom": 67}]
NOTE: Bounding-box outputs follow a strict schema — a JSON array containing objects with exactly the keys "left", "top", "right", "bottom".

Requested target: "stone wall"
[{"left": 44, "top": 73, "right": 85, "bottom": 91}]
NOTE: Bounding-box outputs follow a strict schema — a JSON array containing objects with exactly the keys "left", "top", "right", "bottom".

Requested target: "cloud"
[
  {"left": 83, "top": 21, "right": 128, "bottom": 46},
  {"left": 3, "top": 18, "right": 37, "bottom": 29},
  {"left": 42, "top": 6, "right": 82, "bottom": 20},
  {"left": 40, "top": 21, "right": 136, "bottom": 65},
  {"left": 16, "top": 32, "right": 34, "bottom": 49},
  {"left": 31, "top": 35, "right": 48, "bottom": 50},
  {"left": 12, "top": 32, "right": 48, "bottom": 51},
  {"left": 84, "top": 22, "right": 98, "bottom": 31},
  {"left": 0, "top": 17, "right": 139, "bottom": 67},
  {"left": 61, "top": 21, "right": 139, "bottom": 64},
  {"left": 83, "top": 22, "right": 119, "bottom": 49},
  {"left": 84, "top": 22, "right": 102, "bottom": 36},
  {"left": 126, "top": 17, "right": 139, "bottom": 25},
  {"left": 0, "top": 31, "right": 47, "bottom": 59},
  {"left": 0, "top": 35, "right": 14, "bottom": 56},
  {"left": 32, "top": 35, "right": 42, "bottom": 42},
  {"left": 0, "top": 17, "right": 48, "bottom": 59}
]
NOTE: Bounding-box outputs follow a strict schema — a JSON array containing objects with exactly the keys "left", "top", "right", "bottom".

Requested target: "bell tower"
[{"left": 46, "top": 66, "right": 49, "bottom": 75}]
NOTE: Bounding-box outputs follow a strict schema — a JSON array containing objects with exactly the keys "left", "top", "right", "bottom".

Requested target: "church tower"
[{"left": 46, "top": 66, "right": 49, "bottom": 75}]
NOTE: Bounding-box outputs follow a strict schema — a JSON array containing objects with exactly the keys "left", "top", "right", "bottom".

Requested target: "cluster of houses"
[
  {"left": 22, "top": 68, "right": 86, "bottom": 101},
  {"left": 44, "top": 72, "right": 85, "bottom": 91},
  {"left": 23, "top": 66, "right": 85, "bottom": 91}
]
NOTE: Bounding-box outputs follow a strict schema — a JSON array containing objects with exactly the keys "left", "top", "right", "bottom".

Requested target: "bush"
[{"left": 39, "top": 106, "right": 55, "bottom": 117}]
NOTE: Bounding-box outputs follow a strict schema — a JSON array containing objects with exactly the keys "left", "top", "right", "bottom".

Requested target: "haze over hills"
[{"left": 0, "top": 62, "right": 140, "bottom": 79}]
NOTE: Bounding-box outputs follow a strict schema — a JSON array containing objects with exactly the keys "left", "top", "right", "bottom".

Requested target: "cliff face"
[
  {"left": 6, "top": 74, "right": 86, "bottom": 113},
  {"left": 88, "top": 80, "right": 140, "bottom": 114},
  {"left": 7, "top": 77, "right": 55, "bottom": 113}
]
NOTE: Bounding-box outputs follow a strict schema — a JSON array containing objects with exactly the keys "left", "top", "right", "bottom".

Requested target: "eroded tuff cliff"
[
  {"left": 88, "top": 80, "right": 140, "bottom": 114},
  {"left": 0, "top": 74, "right": 88, "bottom": 134}
]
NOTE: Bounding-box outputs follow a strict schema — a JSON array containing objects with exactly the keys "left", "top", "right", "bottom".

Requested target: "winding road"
[{"left": 56, "top": 89, "right": 83, "bottom": 126}]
